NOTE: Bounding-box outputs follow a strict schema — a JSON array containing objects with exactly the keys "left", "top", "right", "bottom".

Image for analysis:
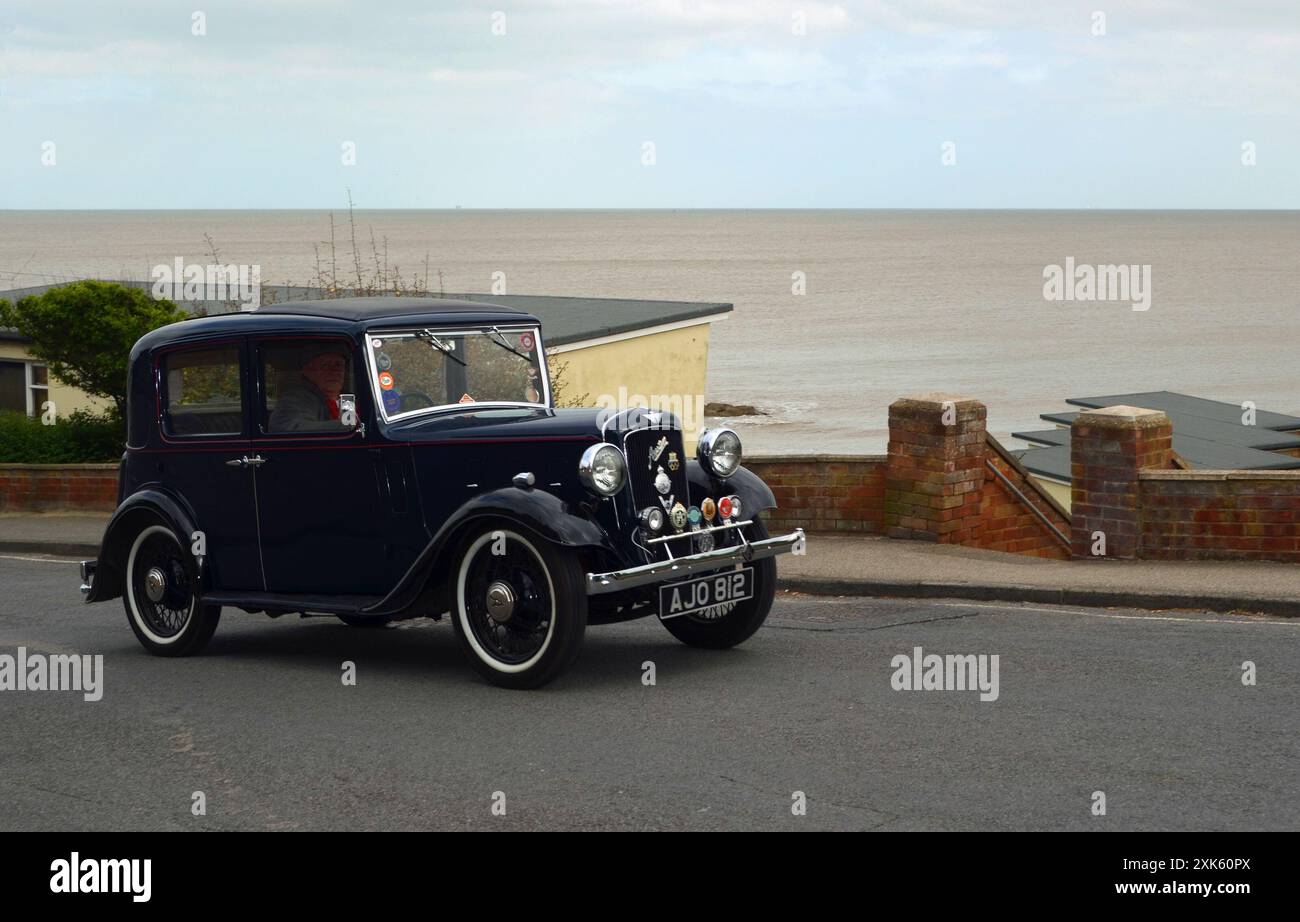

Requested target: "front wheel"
[
  {"left": 660, "top": 516, "right": 777, "bottom": 649},
  {"left": 451, "top": 525, "right": 587, "bottom": 689},
  {"left": 122, "top": 522, "right": 221, "bottom": 657}
]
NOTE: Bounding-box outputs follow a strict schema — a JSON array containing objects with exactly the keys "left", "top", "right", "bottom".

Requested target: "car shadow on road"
[{"left": 182, "top": 612, "right": 762, "bottom": 691}]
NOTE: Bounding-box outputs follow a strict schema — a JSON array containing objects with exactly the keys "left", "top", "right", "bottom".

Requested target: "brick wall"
[
  {"left": 885, "top": 395, "right": 986, "bottom": 542},
  {"left": 1139, "top": 470, "right": 1300, "bottom": 563},
  {"left": 0, "top": 464, "right": 119, "bottom": 512},
  {"left": 746, "top": 455, "right": 886, "bottom": 534},
  {"left": 971, "top": 438, "right": 1071, "bottom": 559},
  {"left": 1070, "top": 406, "right": 1173, "bottom": 559},
  {"left": 1071, "top": 406, "right": 1300, "bottom": 563}
]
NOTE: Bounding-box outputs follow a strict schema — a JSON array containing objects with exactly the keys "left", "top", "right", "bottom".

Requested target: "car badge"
[
  {"left": 670, "top": 502, "right": 688, "bottom": 532},
  {"left": 701, "top": 497, "right": 717, "bottom": 521},
  {"left": 687, "top": 506, "right": 702, "bottom": 527},
  {"left": 654, "top": 467, "right": 672, "bottom": 496},
  {"left": 668, "top": 451, "right": 680, "bottom": 472},
  {"left": 649, "top": 436, "right": 668, "bottom": 468}
]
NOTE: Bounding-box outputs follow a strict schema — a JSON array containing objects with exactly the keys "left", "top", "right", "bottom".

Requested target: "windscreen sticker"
[
  {"left": 458, "top": 393, "right": 475, "bottom": 404},
  {"left": 376, "top": 352, "right": 392, "bottom": 371},
  {"left": 378, "top": 371, "right": 395, "bottom": 391},
  {"left": 382, "top": 390, "right": 401, "bottom": 413},
  {"left": 519, "top": 332, "right": 535, "bottom": 351}
]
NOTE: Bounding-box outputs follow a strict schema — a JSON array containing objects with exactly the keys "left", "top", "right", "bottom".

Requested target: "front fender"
[
  {"left": 365, "top": 486, "right": 617, "bottom": 616},
  {"left": 83, "top": 488, "right": 200, "bottom": 604},
  {"left": 685, "top": 461, "right": 776, "bottom": 517}
]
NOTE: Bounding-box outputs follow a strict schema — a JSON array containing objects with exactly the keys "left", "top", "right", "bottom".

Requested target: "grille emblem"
[{"left": 649, "top": 436, "right": 668, "bottom": 468}]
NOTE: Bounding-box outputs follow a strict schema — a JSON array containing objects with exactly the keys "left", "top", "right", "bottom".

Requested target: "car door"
[
  {"left": 156, "top": 340, "right": 264, "bottom": 591},
  {"left": 249, "top": 336, "right": 414, "bottom": 597}
]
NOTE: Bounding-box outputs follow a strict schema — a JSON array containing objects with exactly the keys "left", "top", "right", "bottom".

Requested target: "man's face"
[{"left": 302, "top": 352, "right": 347, "bottom": 396}]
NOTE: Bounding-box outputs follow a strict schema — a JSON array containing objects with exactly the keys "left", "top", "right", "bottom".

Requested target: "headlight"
[
  {"left": 698, "top": 428, "right": 742, "bottom": 479},
  {"left": 579, "top": 443, "right": 626, "bottom": 496}
]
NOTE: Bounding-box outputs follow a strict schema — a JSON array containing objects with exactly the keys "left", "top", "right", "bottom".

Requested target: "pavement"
[
  {"left": 3, "top": 513, "right": 1297, "bottom": 616},
  {"left": 1, "top": 552, "right": 1297, "bottom": 831}
]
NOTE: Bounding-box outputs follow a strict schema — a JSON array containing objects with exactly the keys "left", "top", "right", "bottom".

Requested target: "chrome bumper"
[
  {"left": 586, "top": 528, "right": 805, "bottom": 595},
  {"left": 79, "top": 560, "right": 96, "bottom": 598}
]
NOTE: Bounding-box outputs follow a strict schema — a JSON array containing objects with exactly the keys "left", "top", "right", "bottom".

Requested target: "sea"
[{"left": 2, "top": 209, "right": 1296, "bottom": 454}]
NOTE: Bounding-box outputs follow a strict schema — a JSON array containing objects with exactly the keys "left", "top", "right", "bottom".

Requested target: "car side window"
[
  {"left": 163, "top": 347, "right": 244, "bottom": 438},
  {"left": 261, "top": 341, "right": 355, "bottom": 434}
]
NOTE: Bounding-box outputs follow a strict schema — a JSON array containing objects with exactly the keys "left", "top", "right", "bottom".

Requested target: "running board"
[{"left": 201, "top": 591, "right": 385, "bottom": 615}]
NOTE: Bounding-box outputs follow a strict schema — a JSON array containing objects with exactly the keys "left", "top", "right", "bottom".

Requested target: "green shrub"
[{"left": 0, "top": 409, "right": 125, "bottom": 464}]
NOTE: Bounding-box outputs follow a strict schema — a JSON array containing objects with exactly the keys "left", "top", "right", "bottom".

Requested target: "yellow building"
[{"left": 0, "top": 335, "right": 108, "bottom": 419}]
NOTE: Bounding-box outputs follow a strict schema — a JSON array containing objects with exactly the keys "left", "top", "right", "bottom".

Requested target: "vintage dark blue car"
[{"left": 78, "top": 298, "right": 806, "bottom": 687}]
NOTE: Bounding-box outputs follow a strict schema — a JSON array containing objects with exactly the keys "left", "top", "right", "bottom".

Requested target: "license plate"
[{"left": 659, "top": 567, "right": 753, "bottom": 621}]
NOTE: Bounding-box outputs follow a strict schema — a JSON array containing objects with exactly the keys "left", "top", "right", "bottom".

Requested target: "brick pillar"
[
  {"left": 1070, "top": 405, "right": 1172, "bottom": 559},
  {"left": 885, "top": 395, "right": 987, "bottom": 542}
]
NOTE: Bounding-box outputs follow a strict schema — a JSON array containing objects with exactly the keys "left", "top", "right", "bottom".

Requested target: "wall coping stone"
[
  {"left": 1140, "top": 469, "right": 1300, "bottom": 482},
  {"left": 1075, "top": 406, "right": 1170, "bottom": 429}
]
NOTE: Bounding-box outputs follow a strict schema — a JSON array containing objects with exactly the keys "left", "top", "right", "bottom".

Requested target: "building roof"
[
  {"left": 1015, "top": 391, "right": 1300, "bottom": 482},
  {"left": 0, "top": 281, "right": 732, "bottom": 349},
  {"left": 256, "top": 297, "right": 525, "bottom": 323},
  {"left": 1065, "top": 391, "right": 1300, "bottom": 432}
]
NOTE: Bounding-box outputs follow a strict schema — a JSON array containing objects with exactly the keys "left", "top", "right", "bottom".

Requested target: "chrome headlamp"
[
  {"left": 579, "top": 442, "right": 627, "bottom": 496},
  {"left": 697, "top": 428, "right": 742, "bottom": 479}
]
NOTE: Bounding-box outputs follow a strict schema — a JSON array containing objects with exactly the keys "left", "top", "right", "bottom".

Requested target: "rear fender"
[{"left": 83, "top": 489, "right": 200, "bottom": 604}]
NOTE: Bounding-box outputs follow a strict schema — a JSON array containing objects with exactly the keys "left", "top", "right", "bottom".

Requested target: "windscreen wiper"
[
  {"left": 415, "top": 329, "right": 466, "bottom": 366},
  {"left": 485, "top": 327, "right": 534, "bottom": 361}
]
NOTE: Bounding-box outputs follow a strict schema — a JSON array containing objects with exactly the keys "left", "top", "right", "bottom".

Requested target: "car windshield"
[{"left": 366, "top": 326, "right": 547, "bottom": 420}]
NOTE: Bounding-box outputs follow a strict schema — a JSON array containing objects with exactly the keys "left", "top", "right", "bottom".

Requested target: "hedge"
[{"left": 0, "top": 410, "right": 125, "bottom": 463}]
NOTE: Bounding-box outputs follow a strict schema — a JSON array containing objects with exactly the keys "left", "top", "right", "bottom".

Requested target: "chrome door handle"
[{"left": 225, "top": 455, "right": 267, "bottom": 469}]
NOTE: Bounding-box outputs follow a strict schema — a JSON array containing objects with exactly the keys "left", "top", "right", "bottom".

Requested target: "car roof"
[
  {"left": 130, "top": 297, "right": 540, "bottom": 357},
  {"left": 255, "top": 296, "right": 527, "bottom": 323}
]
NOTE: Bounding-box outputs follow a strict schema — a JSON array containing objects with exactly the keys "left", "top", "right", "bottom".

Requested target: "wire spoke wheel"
[
  {"left": 130, "top": 529, "right": 195, "bottom": 639},
  {"left": 462, "top": 536, "right": 554, "bottom": 665},
  {"left": 452, "top": 526, "right": 587, "bottom": 688},
  {"left": 123, "top": 522, "right": 221, "bottom": 657}
]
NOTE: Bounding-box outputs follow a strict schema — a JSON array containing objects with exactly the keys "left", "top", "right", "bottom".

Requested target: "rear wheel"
[
  {"left": 451, "top": 525, "right": 587, "bottom": 689},
  {"left": 122, "top": 523, "right": 221, "bottom": 657},
  {"left": 660, "top": 516, "right": 776, "bottom": 649}
]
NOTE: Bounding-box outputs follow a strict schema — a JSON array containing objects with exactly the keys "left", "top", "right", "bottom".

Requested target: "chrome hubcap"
[
  {"left": 144, "top": 567, "right": 167, "bottom": 603},
  {"left": 485, "top": 581, "right": 516, "bottom": 624}
]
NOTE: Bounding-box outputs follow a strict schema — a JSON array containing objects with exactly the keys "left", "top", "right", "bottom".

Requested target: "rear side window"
[
  {"left": 163, "top": 347, "right": 244, "bottom": 437},
  {"left": 260, "top": 340, "right": 355, "bottom": 434}
]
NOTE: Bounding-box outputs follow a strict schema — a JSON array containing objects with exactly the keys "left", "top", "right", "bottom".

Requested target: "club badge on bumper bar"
[{"left": 586, "top": 527, "right": 806, "bottom": 595}]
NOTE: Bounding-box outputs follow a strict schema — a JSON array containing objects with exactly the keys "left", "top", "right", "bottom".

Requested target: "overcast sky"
[{"left": 2, "top": 1, "right": 1298, "bottom": 209}]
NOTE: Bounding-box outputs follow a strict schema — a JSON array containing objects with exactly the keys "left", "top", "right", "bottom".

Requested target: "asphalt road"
[{"left": 1, "top": 552, "right": 1296, "bottom": 831}]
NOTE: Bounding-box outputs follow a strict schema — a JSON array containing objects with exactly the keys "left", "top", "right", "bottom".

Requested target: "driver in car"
[{"left": 270, "top": 346, "right": 350, "bottom": 431}]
